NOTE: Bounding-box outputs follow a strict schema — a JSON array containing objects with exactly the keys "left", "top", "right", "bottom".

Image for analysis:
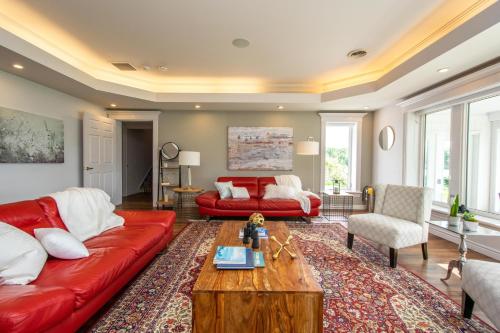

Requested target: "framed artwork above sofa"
[{"left": 227, "top": 127, "right": 293, "bottom": 170}]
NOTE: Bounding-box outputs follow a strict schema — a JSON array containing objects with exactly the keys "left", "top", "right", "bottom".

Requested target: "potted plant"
[
  {"left": 463, "top": 212, "right": 479, "bottom": 231},
  {"left": 448, "top": 195, "right": 461, "bottom": 226}
]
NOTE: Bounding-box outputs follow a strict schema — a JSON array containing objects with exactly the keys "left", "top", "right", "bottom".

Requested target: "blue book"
[
  {"left": 217, "top": 248, "right": 254, "bottom": 270},
  {"left": 238, "top": 227, "right": 268, "bottom": 239},
  {"left": 213, "top": 246, "right": 247, "bottom": 264},
  {"left": 253, "top": 251, "right": 265, "bottom": 268}
]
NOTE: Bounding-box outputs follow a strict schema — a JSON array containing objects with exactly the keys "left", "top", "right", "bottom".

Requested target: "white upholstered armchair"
[{"left": 347, "top": 184, "right": 433, "bottom": 268}]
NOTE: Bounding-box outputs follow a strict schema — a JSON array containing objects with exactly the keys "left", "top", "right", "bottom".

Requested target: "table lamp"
[
  {"left": 296, "top": 137, "right": 319, "bottom": 192},
  {"left": 179, "top": 151, "right": 200, "bottom": 189}
]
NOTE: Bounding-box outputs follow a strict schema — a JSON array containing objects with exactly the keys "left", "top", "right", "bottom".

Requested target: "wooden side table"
[{"left": 173, "top": 187, "right": 204, "bottom": 209}]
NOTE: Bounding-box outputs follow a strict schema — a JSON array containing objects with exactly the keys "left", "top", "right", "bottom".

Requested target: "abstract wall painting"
[
  {"left": 0, "top": 107, "right": 64, "bottom": 163},
  {"left": 228, "top": 127, "right": 293, "bottom": 170}
]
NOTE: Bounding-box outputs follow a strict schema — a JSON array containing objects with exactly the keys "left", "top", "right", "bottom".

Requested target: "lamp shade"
[
  {"left": 179, "top": 151, "right": 200, "bottom": 166},
  {"left": 296, "top": 140, "right": 319, "bottom": 155}
]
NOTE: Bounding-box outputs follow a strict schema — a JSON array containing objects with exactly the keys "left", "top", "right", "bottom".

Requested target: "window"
[
  {"left": 324, "top": 123, "right": 354, "bottom": 191},
  {"left": 423, "top": 109, "right": 451, "bottom": 204},
  {"left": 466, "top": 95, "right": 500, "bottom": 215}
]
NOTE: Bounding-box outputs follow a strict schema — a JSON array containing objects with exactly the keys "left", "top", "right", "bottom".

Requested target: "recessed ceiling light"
[
  {"left": 158, "top": 65, "right": 168, "bottom": 71},
  {"left": 142, "top": 65, "right": 151, "bottom": 71},
  {"left": 195, "top": 104, "right": 201, "bottom": 109},
  {"left": 363, "top": 106, "right": 369, "bottom": 110},
  {"left": 347, "top": 49, "right": 367, "bottom": 58},
  {"left": 110, "top": 103, "right": 117, "bottom": 108},
  {"left": 232, "top": 38, "right": 250, "bottom": 48},
  {"left": 437, "top": 67, "right": 449, "bottom": 73},
  {"left": 12, "top": 63, "right": 24, "bottom": 69},
  {"left": 277, "top": 105, "right": 284, "bottom": 110}
]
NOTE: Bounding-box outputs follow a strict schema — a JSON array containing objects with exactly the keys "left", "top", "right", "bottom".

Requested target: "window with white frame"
[
  {"left": 419, "top": 93, "right": 500, "bottom": 218},
  {"left": 423, "top": 108, "right": 451, "bottom": 204},
  {"left": 324, "top": 123, "right": 355, "bottom": 191},
  {"left": 320, "top": 113, "right": 365, "bottom": 193}
]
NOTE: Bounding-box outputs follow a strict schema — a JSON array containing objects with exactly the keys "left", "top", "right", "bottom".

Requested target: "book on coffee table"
[
  {"left": 213, "top": 246, "right": 247, "bottom": 265},
  {"left": 238, "top": 227, "right": 268, "bottom": 239},
  {"left": 216, "top": 248, "right": 254, "bottom": 270}
]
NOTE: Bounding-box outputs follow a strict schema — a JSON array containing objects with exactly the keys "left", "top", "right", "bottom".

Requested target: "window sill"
[{"left": 432, "top": 205, "right": 500, "bottom": 231}]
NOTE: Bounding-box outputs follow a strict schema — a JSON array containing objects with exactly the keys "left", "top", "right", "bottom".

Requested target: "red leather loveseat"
[
  {"left": 0, "top": 197, "right": 175, "bottom": 333},
  {"left": 196, "top": 176, "right": 321, "bottom": 218}
]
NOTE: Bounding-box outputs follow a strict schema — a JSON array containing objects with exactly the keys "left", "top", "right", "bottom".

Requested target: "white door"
[{"left": 83, "top": 112, "right": 116, "bottom": 201}]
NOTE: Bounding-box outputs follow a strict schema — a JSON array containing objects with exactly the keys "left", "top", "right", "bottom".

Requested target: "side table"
[
  {"left": 321, "top": 191, "right": 353, "bottom": 221},
  {"left": 427, "top": 220, "right": 500, "bottom": 281},
  {"left": 172, "top": 187, "right": 204, "bottom": 210}
]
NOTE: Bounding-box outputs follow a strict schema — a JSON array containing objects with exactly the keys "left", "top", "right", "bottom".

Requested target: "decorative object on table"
[
  {"left": 179, "top": 150, "right": 200, "bottom": 189},
  {"left": 332, "top": 179, "right": 341, "bottom": 194},
  {"left": 242, "top": 222, "right": 252, "bottom": 245},
  {"left": 448, "top": 194, "right": 461, "bottom": 226},
  {"left": 296, "top": 136, "right": 320, "bottom": 192},
  {"left": 0, "top": 107, "right": 64, "bottom": 163},
  {"left": 462, "top": 212, "right": 478, "bottom": 231},
  {"left": 362, "top": 186, "right": 375, "bottom": 212},
  {"left": 248, "top": 212, "right": 265, "bottom": 227},
  {"left": 378, "top": 126, "right": 395, "bottom": 151},
  {"left": 251, "top": 227, "right": 260, "bottom": 249},
  {"left": 271, "top": 235, "right": 297, "bottom": 260},
  {"left": 157, "top": 142, "right": 181, "bottom": 209},
  {"left": 227, "top": 127, "right": 293, "bottom": 171},
  {"left": 240, "top": 226, "right": 268, "bottom": 239}
]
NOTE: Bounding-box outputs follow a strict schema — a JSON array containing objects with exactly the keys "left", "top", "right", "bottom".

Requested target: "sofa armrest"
[
  {"left": 115, "top": 210, "right": 176, "bottom": 229},
  {"left": 195, "top": 191, "right": 219, "bottom": 208},
  {"left": 308, "top": 195, "right": 321, "bottom": 208}
]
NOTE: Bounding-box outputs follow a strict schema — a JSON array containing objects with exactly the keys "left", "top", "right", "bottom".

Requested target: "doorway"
[{"left": 122, "top": 121, "right": 153, "bottom": 207}]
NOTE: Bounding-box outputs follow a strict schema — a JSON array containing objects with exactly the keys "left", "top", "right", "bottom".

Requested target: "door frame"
[{"left": 108, "top": 111, "right": 160, "bottom": 207}]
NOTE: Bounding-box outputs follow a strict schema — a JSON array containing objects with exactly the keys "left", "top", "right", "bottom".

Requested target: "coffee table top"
[
  {"left": 193, "top": 221, "right": 323, "bottom": 294},
  {"left": 427, "top": 220, "right": 500, "bottom": 237}
]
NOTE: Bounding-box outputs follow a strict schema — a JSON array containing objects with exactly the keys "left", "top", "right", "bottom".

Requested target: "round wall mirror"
[
  {"left": 161, "top": 142, "right": 180, "bottom": 160},
  {"left": 378, "top": 126, "right": 395, "bottom": 151}
]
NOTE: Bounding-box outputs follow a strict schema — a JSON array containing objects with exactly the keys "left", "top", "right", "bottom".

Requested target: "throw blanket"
[
  {"left": 274, "top": 175, "right": 319, "bottom": 214},
  {"left": 50, "top": 187, "right": 124, "bottom": 241}
]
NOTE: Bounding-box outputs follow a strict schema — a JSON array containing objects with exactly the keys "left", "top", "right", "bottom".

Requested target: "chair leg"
[
  {"left": 347, "top": 233, "right": 354, "bottom": 249},
  {"left": 462, "top": 291, "right": 475, "bottom": 319},
  {"left": 421, "top": 243, "right": 428, "bottom": 260},
  {"left": 389, "top": 248, "right": 398, "bottom": 268}
]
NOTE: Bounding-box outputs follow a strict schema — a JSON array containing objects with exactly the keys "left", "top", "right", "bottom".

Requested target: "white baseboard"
[{"left": 429, "top": 225, "right": 500, "bottom": 261}]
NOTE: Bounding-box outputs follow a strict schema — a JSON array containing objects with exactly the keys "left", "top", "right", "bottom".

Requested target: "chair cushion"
[
  {"left": 0, "top": 200, "right": 53, "bottom": 236},
  {"left": 84, "top": 225, "right": 165, "bottom": 256},
  {"left": 216, "top": 198, "right": 259, "bottom": 210},
  {"left": 115, "top": 210, "right": 176, "bottom": 231},
  {"left": 462, "top": 260, "right": 500, "bottom": 329},
  {"left": 381, "top": 185, "right": 423, "bottom": 223},
  {"left": 195, "top": 191, "right": 219, "bottom": 208},
  {"left": 0, "top": 285, "right": 75, "bottom": 333},
  {"left": 33, "top": 247, "right": 136, "bottom": 308},
  {"left": 348, "top": 213, "right": 424, "bottom": 249}
]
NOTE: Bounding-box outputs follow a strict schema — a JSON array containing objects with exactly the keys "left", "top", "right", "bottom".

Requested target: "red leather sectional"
[
  {"left": 196, "top": 176, "right": 321, "bottom": 218},
  {"left": 0, "top": 197, "right": 176, "bottom": 333}
]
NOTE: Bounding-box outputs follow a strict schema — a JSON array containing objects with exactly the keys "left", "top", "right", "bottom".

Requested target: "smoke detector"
[{"left": 347, "top": 49, "right": 367, "bottom": 59}]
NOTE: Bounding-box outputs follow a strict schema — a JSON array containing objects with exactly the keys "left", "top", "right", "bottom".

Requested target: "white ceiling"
[{"left": 0, "top": 0, "right": 498, "bottom": 111}]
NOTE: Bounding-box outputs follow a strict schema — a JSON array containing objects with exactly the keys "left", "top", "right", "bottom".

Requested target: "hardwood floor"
[{"left": 117, "top": 194, "right": 497, "bottom": 327}]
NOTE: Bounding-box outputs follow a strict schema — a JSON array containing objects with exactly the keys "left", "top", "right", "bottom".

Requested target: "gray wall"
[
  {"left": 123, "top": 128, "right": 153, "bottom": 196},
  {"left": 158, "top": 110, "right": 372, "bottom": 192},
  {"left": 0, "top": 70, "right": 105, "bottom": 203}
]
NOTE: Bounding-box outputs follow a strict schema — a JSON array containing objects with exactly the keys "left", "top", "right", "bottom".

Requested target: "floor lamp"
[{"left": 296, "top": 137, "right": 320, "bottom": 193}]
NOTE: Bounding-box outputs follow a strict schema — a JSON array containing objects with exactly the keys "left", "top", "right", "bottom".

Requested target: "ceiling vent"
[
  {"left": 347, "top": 49, "right": 367, "bottom": 59},
  {"left": 111, "top": 62, "right": 136, "bottom": 71}
]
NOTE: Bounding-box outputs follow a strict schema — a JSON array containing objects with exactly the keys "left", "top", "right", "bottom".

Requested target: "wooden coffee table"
[{"left": 192, "top": 221, "right": 323, "bottom": 333}]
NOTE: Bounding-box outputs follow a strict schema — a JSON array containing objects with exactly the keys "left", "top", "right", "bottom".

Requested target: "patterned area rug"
[{"left": 89, "top": 222, "right": 495, "bottom": 333}]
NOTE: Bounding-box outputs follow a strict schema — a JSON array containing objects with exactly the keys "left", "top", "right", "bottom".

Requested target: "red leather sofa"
[
  {"left": 196, "top": 176, "right": 321, "bottom": 218},
  {"left": 0, "top": 197, "right": 175, "bottom": 333}
]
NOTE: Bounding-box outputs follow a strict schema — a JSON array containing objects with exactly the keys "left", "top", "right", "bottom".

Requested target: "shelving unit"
[{"left": 157, "top": 151, "right": 181, "bottom": 209}]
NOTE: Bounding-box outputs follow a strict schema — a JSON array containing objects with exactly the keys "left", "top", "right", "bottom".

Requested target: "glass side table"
[{"left": 427, "top": 220, "right": 500, "bottom": 281}]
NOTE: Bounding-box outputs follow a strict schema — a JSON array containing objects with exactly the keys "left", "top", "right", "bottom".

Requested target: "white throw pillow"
[
  {"left": 34, "top": 228, "right": 90, "bottom": 260},
  {"left": 0, "top": 222, "right": 47, "bottom": 285},
  {"left": 263, "top": 184, "right": 297, "bottom": 199},
  {"left": 214, "top": 181, "right": 233, "bottom": 199},
  {"left": 231, "top": 186, "right": 250, "bottom": 199}
]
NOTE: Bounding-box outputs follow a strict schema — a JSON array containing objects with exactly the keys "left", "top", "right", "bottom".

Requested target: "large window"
[
  {"left": 466, "top": 95, "right": 500, "bottom": 215},
  {"left": 324, "top": 123, "right": 355, "bottom": 191},
  {"left": 423, "top": 109, "right": 451, "bottom": 204}
]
